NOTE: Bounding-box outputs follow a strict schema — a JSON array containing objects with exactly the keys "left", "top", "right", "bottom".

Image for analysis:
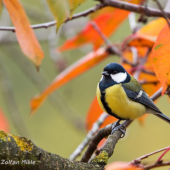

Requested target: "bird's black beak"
[{"left": 102, "top": 71, "right": 109, "bottom": 76}]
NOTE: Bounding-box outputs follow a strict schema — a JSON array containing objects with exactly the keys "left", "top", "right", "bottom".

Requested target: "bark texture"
[{"left": 0, "top": 130, "right": 104, "bottom": 170}]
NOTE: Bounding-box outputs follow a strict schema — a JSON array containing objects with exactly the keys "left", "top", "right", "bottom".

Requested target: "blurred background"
[{"left": 0, "top": 0, "right": 170, "bottom": 168}]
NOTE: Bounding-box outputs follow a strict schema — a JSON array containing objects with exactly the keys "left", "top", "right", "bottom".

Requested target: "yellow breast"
[{"left": 97, "top": 84, "right": 146, "bottom": 120}]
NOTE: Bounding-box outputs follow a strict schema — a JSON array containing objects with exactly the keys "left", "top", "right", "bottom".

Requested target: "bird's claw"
[
  {"left": 111, "top": 123, "right": 126, "bottom": 138},
  {"left": 111, "top": 120, "right": 121, "bottom": 132}
]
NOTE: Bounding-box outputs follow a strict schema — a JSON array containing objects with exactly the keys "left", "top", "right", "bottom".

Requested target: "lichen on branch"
[{"left": 0, "top": 130, "right": 103, "bottom": 170}]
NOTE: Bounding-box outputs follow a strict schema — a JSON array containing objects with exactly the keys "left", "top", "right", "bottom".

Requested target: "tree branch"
[
  {"left": 90, "top": 120, "right": 132, "bottom": 165},
  {"left": 0, "top": 130, "right": 104, "bottom": 170},
  {"left": 81, "top": 122, "right": 114, "bottom": 163},
  {"left": 0, "top": 3, "right": 104, "bottom": 32},
  {"left": 130, "top": 146, "right": 170, "bottom": 164},
  {"left": 1, "top": 0, "right": 170, "bottom": 32},
  {"left": 69, "top": 112, "right": 108, "bottom": 161},
  {"left": 99, "top": 0, "right": 170, "bottom": 18},
  {"left": 81, "top": 120, "right": 132, "bottom": 163},
  {"left": 144, "top": 161, "right": 170, "bottom": 169}
]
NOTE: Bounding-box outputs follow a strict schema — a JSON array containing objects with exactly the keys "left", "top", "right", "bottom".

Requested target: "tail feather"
[{"left": 154, "top": 113, "right": 170, "bottom": 124}]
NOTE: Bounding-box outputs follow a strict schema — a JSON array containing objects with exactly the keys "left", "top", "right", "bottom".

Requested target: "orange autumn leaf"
[
  {"left": 58, "top": 8, "right": 129, "bottom": 51},
  {"left": 124, "top": 18, "right": 166, "bottom": 48},
  {"left": 30, "top": 48, "right": 109, "bottom": 114},
  {"left": 0, "top": 108, "right": 9, "bottom": 132},
  {"left": 151, "top": 23, "right": 170, "bottom": 95},
  {"left": 123, "top": 0, "right": 143, "bottom": 4},
  {"left": 139, "top": 53, "right": 161, "bottom": 96},
  {"left": 137, "top": 18, "right": 166, "bottom": 42},
  {"left": 86, "top": 96, "right": 117, "bottom": 132},
  {"left": 138, "top": 114, "right": 147, "bottom": 125},
  {"left": 105, "top": 162, "right": 143, "bottom": 170},
  {"left": 2, "top": 0, "right": 44, "bottom": 67},
  {"left": 98, "top": 138, "right": 106, "bottom": 148}
]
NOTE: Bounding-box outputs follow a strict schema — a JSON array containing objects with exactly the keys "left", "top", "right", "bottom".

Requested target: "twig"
[
  {"left": 122, "top": 47, "right": 138, "bottom": 67},
  {"left": 130, "top": 146, "right": 170, "bottom": 164},
  {"left": 0, "top": 4, "right": 104, "bottom": 32},
  {"left": 91, "top": 21, "right": 125, "bottom": 58},
  {"left": 165, "top": 0, "right": 170, "bottom": 12},
  {"left": 153, "top": 0, "right": 170, "bottom": 28},
  {"left": 90, "top": 21, "right": 112, "bottom": 45},
  {"left": 157, "top": 147, "right": 170, "bottom": 162},
  {"left": 150, "top": 87, "right": 162, "bottom": 100},
  {"left": 128, "top": 12, "right": 138, "bottom": 32},
  {"left": 133, "top": 48, "right": 151, "bottom": 80},
  {"left": 99, "top": 0, "right": 170, "bottom": 17},
  {"left": 139, "top": 80, "right": 159, "bottom": 85},
  {"left": 154, "top": 0, "right": 170, "bottom": 22},
  {"left": 122, "top": 57, "right": 136, "bottom": 67},
  {"left": 144, "top": 160, "right": 170, "bottom": 169},
  {"left": 131, "top": 47, "right": 138, "bottom": 65},
  {"left": 69, "top": 112, "right": 108, "bottom": 160},
  {"left": 141, "top": 70, "right": 155, "bottom": 76}
]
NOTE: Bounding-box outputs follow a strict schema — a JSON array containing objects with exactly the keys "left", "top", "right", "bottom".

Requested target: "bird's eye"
[{"left": 112, "top": 71, "right": 118, "bottom": 74}]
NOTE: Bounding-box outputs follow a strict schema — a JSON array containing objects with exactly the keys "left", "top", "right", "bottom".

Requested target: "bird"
[{"left": 96, "top": 62, "right": 170, "bottom": 135}]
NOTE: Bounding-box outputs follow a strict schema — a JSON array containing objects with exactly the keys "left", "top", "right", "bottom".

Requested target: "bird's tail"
[{"left": 154, "top": 113, "right": 170, "bottom": 124}]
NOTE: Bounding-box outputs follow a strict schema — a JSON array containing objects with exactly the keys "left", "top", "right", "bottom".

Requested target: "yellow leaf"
[
  {"left": 47, "top": 0, "right": 70, "bottom": 30},
  {"left": 68, "top": 0, "right": 86, "bottom": 16}
]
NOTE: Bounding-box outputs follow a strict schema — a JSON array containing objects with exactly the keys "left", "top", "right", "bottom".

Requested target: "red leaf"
[
  {"left": 0, "top": 108, "right": 9, "bottom": 132},
  {"left": 58, "top": 7, "right": 129, "bottom": 51}
]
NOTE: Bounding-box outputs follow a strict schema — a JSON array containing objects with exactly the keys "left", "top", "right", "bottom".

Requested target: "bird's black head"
[{"left": 99, "top": 63, "right": 131, "bottom": 91}]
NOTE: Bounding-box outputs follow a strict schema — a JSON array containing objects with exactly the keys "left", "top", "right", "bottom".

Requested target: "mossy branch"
[{"left": 0, "top": 130, "right": 104, "bottom": 170}]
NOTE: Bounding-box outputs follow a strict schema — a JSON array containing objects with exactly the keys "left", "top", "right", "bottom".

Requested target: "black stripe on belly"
[{"left": 100, "top": 91, "right": 125, "bottom": 120}]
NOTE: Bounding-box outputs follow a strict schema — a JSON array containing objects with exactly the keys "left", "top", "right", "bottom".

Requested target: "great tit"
[{"left": 97, "top": 63, "right": 170, "bottom": 133}]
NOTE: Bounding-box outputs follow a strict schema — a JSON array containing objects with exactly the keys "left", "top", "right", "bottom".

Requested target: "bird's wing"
[{"left": 122, "top": 85, "right": 162, "bottom": 114}]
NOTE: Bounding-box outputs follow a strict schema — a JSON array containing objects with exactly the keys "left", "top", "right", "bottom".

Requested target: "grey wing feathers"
[
  {"left": 122, "top": 87, "right": 162, "bottom": 114},
  {"left": 154, "top": 113, "right": 170, "bottom": 124}
]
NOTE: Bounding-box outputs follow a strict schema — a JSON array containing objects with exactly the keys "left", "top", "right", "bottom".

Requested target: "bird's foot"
[
  {"left": 111, "top": 121, "right": 126, "bottom": 138},
  {"left": 111, "top": 120, "right": 121, "bottom": 132}
]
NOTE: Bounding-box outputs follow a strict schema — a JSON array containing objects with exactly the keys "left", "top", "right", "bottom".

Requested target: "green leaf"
[
  {"left": 47, "top": 0, "right": 70, "bottom": 30},
  {"left": 68, "top": 0, "right": 87, "bottom": 16}
]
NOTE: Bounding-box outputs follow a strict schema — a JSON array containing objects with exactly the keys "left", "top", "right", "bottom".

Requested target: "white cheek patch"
[{"left": 110, "top": 72, "right": 127, "bottom": 83}]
